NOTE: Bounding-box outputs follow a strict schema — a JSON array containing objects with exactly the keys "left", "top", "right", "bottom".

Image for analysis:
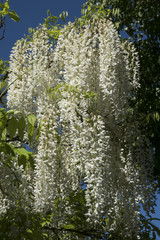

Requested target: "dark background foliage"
[{"left": 83, "top": 0, "right": 160, "bottom": 186}]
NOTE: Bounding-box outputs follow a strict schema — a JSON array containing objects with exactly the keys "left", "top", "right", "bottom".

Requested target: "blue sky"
[
  {"left": 1, "top": 0, "right": 86, "bottom": 60},
  {"left": 1, "top": 0, "right": 160, "bottom": 237}
]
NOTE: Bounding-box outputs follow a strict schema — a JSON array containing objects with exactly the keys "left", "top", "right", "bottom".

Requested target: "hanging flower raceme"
[
  {"left": 0, "top": 153, "right": 33, "bottom": 216},
  {"left": 7, "top": 26, "right": 57, "bottom": 116},
  {"left": 6, "top": 14, "right": 156, "bottom": 238}
]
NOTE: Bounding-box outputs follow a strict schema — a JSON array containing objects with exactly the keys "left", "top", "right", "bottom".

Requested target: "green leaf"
[
  {"left": 156, "top": 112, "right": 159, "bottom": 121},
  {"left": 0, "top": 117, "right": 7, "bottom": 135},
  {"left": 88, "top": 5, "right": 91, "bottom": 11},
  {"left": 6, "top": 109, "right": 15, "bottom": 115},
  {"left": 0, "top": 64, "right": 8, "bottom": 74},
  {"left": 29, "top": 155, "right": 35, "bottom": 169},
  {"left": 0, "top": 81, "right": 6, "bottom": 91},
  {"left": 41, "top": 221, "right": 47, "bottom": 227},
  {"left": 6, "top": 109, "right": 21, "bottom": 115},
  {"left": 47, "top": 9, "right": 50, "bottom": 16},
  {"left": 14, "top": 110, "right": 22, "bottom": 115},
  {"left": 138, "top": 11, "right": 143, "bottom": 17},
  {"left": 27, "top": 114, "right": 36, "bottom": 128},
  {"left": 18, "top": 116, "right": 26, "bottom": 141},
  {"left": 8, "top": 10, "right": 20, "bottom": 22},
  {"left": 14, "top": 148, "right": 33, "bottom": 169},
  {"left": 0, "top": 142, "right": 15, "bottom": 155},
  {"left": 105, "top": 218, "right": 109, "bottom": 225},
  {"left": 60, "top": 14, "right": 65, "bottom": 22},
  {"left": 27, "top": 114, "right": 36, "bottom": 143},
  {"left": 18, "top": 154, "right": 27, "bottom": 169},
  {"left": 51, "top": 15, "right": 58, "bottom": 20},
  {"left": 4, "top": 1, "right": 9, "bottom": 11},
  {"left": 14, "top": 147, "right": 31, "bottom": 159},
  {"left": 8, "top": 117, "right": 18, "bottom": 138},
  {"left": 2, "top": 128, "right": 6, "bottom": 141},
  {"left": 0, "top": 108, "right": 6, "bottom": 115},
  {"left": 0, "top": 1, "right": 9, "bottom": 16},
  {"left": 115, "top": 22, "right": 120, "bottom": 29},
  {"left": 62, "top": 224, "right": 75, "bottom": 230},
  {"left": 43, "top": 233, "right": 48, "bottom": 237}
]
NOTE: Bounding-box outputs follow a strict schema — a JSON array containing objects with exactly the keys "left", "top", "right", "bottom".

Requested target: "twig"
[
  {"left": 44, "top": 226, "right": 102, "bottom": 238},
  {"left": 0, "top": 16, "right": 5, "bottom": 40}
]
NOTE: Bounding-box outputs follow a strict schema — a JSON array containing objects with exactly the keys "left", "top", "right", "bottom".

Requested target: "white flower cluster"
[
  {"left": 7, "top": 26, "right": 57, "bottom": 116},
  {"left": 6, "top": 15, "right": 155, "bottom": 238}
]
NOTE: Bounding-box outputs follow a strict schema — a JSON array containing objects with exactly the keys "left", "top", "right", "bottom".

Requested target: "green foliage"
[
  {"left": 0, "top": 0, "right": 20, "bottom": 22},
  {"left": 0, "top": 0, "right": 19, "bottom": 39},
  {"left": 43, "top": 10, "right": 68, "bottom": 42},
  {"left": 70, "top": 4, "right": 111, "bottom": 29},
  {"left": 0, "top": 59, "right": 9, "bottom": 75},
  {"left": 0, "top": 189, "right": 109, "bottom": 239},
  {"left": 28, "top": 10, "right": 68, "bottom": 44},
  {"left": 140, "top": 214, "right": 160, "bottom": 240},
  {"left": 18, "top": 116, "right": 26, "bottom": 141},
  {"left": 49, "top": 82, "right": 98, "bottom": 106},
  {"left": 84, "top": 0, "right": 160, "bottom": 187},
  {"left": 0, "top": 108, "right": 35, "bottom": 170},
  {"left": 0, "top": 142, "right": 14, "bottom": 155},
  {"left": 82, "top": 1, "right": 160, "bottom": 238},
  {"left": 59, "top": 10, "right": 68, "bottom": 23},
  {"left": 0, "top": 59, "right": 8, "bottom": 106},
  {"left": 8, "top": 116, "right": 18, "bottom": 138},
  {"left": 8, "top": 10, "right": 20, "bottom": 22},
  {"left": 0, "top": 208, "right": 49, "bottom": 240},
  {"left": 27, "top": 114, "right": 36, "bottom": 143}
]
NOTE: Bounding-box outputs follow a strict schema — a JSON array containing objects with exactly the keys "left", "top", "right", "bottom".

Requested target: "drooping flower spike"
[{"left": 6, "top": 15, "right": 155, "bottom": 238}]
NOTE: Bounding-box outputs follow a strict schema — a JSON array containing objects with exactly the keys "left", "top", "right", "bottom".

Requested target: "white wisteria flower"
[{"left": 6, "top": 14, "right": 156, "bottom": 238}]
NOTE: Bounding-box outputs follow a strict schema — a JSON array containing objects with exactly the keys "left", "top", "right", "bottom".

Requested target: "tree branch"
[{"left": 44, "top": 226, "right": 104, "bottom": 238}]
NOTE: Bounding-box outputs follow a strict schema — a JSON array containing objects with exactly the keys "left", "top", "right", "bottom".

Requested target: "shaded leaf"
[
  {"left": 29, "top": 155, "right": 35, "bottom": 169},
  {"left": 0, "top": 142, "right": 15, "bottom": 155},
  {"left": 156, "top": 112, "right": 159, "bottom": 121},
  {"left": 18, "top": 116, "right": 26, "bottom": 141},
  {"left": 18, "top": 154, "right": 27, "bottom": 169},
  {"left": 1, "top": 128, "right": 6, "bottom": 141},
  {"left": 8, "top": 117, "right": 18, "bottom": 138},
  {"left": 0, "top": 117, "right": 7, "bottom": 135}
]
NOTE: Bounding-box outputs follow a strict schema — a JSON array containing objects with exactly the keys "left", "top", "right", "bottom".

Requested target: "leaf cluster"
[
  {"left": 0, "top": 108, "right": 39, "bottom": 170},
  {"left": 83, "top": 0, "right": 160, "bottom": 186},
  {"left": 0, "top": 0, "right": 20, "bottom": 22}
]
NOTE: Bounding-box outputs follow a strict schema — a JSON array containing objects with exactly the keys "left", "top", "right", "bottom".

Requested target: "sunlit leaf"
[
  {"left": 62, "top": 224, "right": 75, "bottom": 230},
  {"left": 27, "top": 114, "right": 36, "bottom": 143},
  {"left": 8, "top": 10, "right": 20, "bottom": 22}
]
